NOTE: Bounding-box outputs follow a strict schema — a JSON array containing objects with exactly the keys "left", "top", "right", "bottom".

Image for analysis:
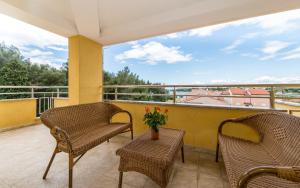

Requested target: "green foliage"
[
  {"left": 0, "top": 60, "right": 29, "bottom": 85},
  {"left": 143, "top": 107, "right": 168, "bottom": 132},
  {"left": 0, "top": 42, "right": 68, "bottom": 99},
  {"left": 104, "top": 66, "right": 169, "bottom": 102}
]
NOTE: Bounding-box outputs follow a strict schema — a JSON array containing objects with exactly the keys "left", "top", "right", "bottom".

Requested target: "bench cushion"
[
  {"left": 219, "top": 135, "right": 299, "bottom": 188},
  {"left": 59, "top": 123, "right": 131, "bottom": 156}
]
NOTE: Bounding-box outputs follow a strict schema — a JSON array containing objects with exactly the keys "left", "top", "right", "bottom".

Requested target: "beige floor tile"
[
  {"left": 0, "top": 180, "right": 10, "bottom": 188},
  {"left": 171, "top": 167, "right": 197, "bottom": 187},
  {"left": 198, "top": 173, "right": 223, "bottom": 188},
  {"left": 0, "top": 125, "right": 227, "bottom": 188}
]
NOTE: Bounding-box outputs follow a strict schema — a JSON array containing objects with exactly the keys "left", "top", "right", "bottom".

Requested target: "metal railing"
[
  {"left": 103, "top": 84, "right": 300, "bottom": 109},
  {"left": 0, "top": 86, "right": 68, "bottom": 116},
  {"left": 289, "top": 110, "right": 300, "bottom": 115}
]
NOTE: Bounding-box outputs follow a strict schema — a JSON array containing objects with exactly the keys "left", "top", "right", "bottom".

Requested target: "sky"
[
  {"left": 1, "top": 9, "right": 300, "bottom": 84},
  {"left": 104, "top": 9, "right": 300, "bottom": 84},
  {"left": 0, "top": 13, "right": 68, "bottom": 69}
]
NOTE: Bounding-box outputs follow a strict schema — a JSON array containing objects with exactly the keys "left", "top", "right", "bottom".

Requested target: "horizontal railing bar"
[
  {"left": 104, "top": 92, "right": 300, "bottom": 99},
  {"left": 103, "top": 83, "right": 300, "bottom": 88},
  {"left": 0, "top": 86, "right": 68, "bottom": 89},
  {"left": 104, "top": 93, "right": 171, "bottom": 96},
  {"left": 0, "top": 92, "right": 68, "bottom": 95}
]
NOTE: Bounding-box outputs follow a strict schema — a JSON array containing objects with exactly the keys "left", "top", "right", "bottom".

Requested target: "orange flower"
[
  {"left": 155, "top": 107, "right": 161, "bottom": 112},
  {"left": 164, "top": 109, "right": 168, "bottom": 113},
  {"left": 145, "top": 106, "right": 150, "bottom": 113}
]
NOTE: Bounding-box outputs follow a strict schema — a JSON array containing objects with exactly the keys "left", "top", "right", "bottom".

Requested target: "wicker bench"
[
  {"left": 216, "top": 112, "right": 300, "bottom": 188},
  {"left": 41, "top": 102, "right": 133, "bottom": 188}
]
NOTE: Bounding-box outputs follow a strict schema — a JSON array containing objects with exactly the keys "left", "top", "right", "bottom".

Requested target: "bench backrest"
[
  {"left": 240, "top": 112, "right": 300, "bottom": 165},
  {"left": 41, "top": 102, "right": 122, "bottom": 134}
]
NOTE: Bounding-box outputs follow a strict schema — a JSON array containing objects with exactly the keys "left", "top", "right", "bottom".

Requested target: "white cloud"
[
  {"left": 0, "top": 14, "right": 67, "bottom": 49},
  {"left": 22, "top": 49, "right": 53, "bottom": 57},
  {"left": 20, "top": 48, "right": 65, "bottom": 68},
  {"left": 259, "top": 40, "right": 290, "bottom": 60},
  {"left": 254, "top": 10, "right": 300, "bottom": 34},
  {"left": 188, "top": 24, "right": 226, "bottom": 37},
  {"left": 116, "top": 41, "right": 192, "bottom": 65},
  {"left": 255, "top": 76, "right": 300, "bottom": 83},
  {"left": 223, "top": 39, "right": 244, "bottom": 52},
  {"left": 281, "top": 46, "right": 300, "bottom": 60},
  {"left": 164, "top": 33, "right": 180, "bottom": 39},
  {"left": 126, "top": 40, "right": 138, "bottom": 46},
  {"left": 188, "top": 9, "right": 300, "bottom": 38},
  {"left": 210, "top": 79, "right": 239, "bottom": 84},
  {"left": 222, "top": 32, "right": 259, "bottom": 53},
  {"left": 0, "top": 13, "right": 67, "bottom": 68},
  {"left": 47, "top": 46, "right": 68, "bottom": 51}
]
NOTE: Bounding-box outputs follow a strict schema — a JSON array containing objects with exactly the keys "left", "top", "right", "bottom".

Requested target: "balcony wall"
[
  {"left": 112, "top": 101, "right": 286, "bottom": 151},
  {"left": 54, "top": 98, "right": 70, "bottom": 108},
  {"left": 0, "top": 99, "right": 37, "bottom": 130},
  {"left": 275, "top": 103, "right": 300, "bottom": 116}
]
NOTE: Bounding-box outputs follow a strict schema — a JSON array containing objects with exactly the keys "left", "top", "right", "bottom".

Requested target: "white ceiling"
[{"left": 0, "top": 0, "right": 300, "bottom": 45}]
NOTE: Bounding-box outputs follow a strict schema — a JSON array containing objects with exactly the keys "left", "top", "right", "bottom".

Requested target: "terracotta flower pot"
[{"left": 151, "top": 128, "right": 159, "bottom": 140}]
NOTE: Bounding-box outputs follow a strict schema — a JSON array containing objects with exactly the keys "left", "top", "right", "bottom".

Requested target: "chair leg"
[
  {"left": 43, "top": 146, "right": 58, "bottom": 179},
  {"left": 215, "top": 142, "right": 220, "bottom": 162},
  {"left": 181, "top": 145, "right": 185, "bottom": 163},
  {"left": 69, "top": 154, "right": 74, "bottom": 188},
  {"left": 118, "top": 171, "right": 123, "bottom": 188},
  {"left": 130, "top": 127, "right": 133, "bottom": 140}
]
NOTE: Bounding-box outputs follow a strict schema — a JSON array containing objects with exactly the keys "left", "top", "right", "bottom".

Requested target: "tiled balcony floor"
[{"left": 0, "top": 125, "right": 229, "bottom": 188}]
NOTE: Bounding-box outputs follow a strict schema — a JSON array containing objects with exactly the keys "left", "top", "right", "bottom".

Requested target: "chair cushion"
[
  {"left": 219, "top": 135, "right": 299, "bottom": 188},
  {"left": 58, "top": 123, "right": 131, "bottom": 156}
]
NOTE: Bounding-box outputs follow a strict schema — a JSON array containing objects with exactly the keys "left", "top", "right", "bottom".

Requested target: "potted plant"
[{"left": 143, "top": 106, "right": 168, "bottom": 140}]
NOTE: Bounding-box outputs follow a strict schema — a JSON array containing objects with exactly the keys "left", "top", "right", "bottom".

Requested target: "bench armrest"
[
  {"left": 218, "top": 119, "right": 236, "bottom": 135},
  {"left": 110, "top": 110, "right": 133, "bottom": 125},
  {"left": 217, "top": 117, "right": 262, "bottom": 142},
  {"left": 50, "top": 126, "right": 73, "bottom": 151},
  {"left": 238, "top": 166, "right": 300, "bottom": 188}
]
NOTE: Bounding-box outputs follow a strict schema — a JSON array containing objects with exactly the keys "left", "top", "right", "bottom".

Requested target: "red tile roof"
[
  {"left": 229, "top": 88, "right": 246, "bottom": 95},
  {"left": 247, "top": 89, "right": 269, "bottom": 95}
]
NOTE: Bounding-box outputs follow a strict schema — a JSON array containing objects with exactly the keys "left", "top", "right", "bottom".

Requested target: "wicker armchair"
[
  {"left": 41, "top": 102, "right": 133, "bottom": 188},
  {"left": 216, "top": 112, "right": 300, "bottom": 188}
]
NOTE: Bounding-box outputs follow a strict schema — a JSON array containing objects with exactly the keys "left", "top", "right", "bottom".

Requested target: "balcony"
[
  {"left": 1, "top": 1, "right": 300, "bottom": 187},
  {"left": 0, "top": 84, "right": 299, "bottom": 186}
]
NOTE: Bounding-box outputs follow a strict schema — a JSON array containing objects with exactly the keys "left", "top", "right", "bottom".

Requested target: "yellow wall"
[
  {"left": 68, "top": 35, "right": 103, "bottom": 105},
  {"left": 112, "top": 101, "right": 286, "bottom": 151},
  {"left": 275, "top": 103, "right": 300, "bottom": 116},
  {"left": 0, "top": 99, "right": 37, "bottom": 130},
  {"left": 54, "top": 98, "right": 70, "bottom": 108}
]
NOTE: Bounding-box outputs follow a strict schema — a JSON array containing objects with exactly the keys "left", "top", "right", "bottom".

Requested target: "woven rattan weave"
[
  {"left": 116, "top": 128, "right": 185, "bottom": 188},
  {"left": 41, "top": 102, "right": 133, "bottom": 188},
  {"left": 216, "top": 112, "right": 300, "bottom": 188}
]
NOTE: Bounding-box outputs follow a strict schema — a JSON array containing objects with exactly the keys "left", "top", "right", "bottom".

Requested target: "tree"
[
  {"left": 0, "top": 43, "right": 28, "bottom": 68},
  {"left": 104, "top": 66, "right": 168, "bottom": 102},
  {"left": 0, "top": 60, "right": 29, "bottom": 85},
  {"left": 0, "top": 42, "right": 68, "bottom": 99}
]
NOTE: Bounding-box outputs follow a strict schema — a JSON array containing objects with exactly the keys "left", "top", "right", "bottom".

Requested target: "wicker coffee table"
[{"left": 116, "top": 128, "right": 185, "bottom": 188}]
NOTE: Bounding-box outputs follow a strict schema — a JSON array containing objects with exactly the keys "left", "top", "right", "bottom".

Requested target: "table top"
[{"left": 116, "top": 128, "right": 185, "bottom": 168}]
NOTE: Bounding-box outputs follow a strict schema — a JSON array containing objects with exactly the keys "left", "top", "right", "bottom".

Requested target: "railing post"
[
  {"left": 114, "top": 88, "right": 118, "bottom": 100},
  {"left": 31, "top": 88, "right": 34, "bottom": 98},
  {"left": 173, "top": 86, "right": 176, "bottom": 104},
  {"left": 269, "top": 87, "right": 275, "bottom": 109},
  {"left": 57, "top": 88, "right": 60, "bottom": 98}
]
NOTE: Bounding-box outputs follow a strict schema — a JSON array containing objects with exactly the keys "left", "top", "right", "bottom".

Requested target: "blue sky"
[
  {"left": 104, "top": 9, "right": 300, "bottom": 84},
  {"left": 1, "top": 9, "right": 300, "bottom": 84},
  {"left": 0, "top": 13, "right": 68, "bottom": 69}
]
